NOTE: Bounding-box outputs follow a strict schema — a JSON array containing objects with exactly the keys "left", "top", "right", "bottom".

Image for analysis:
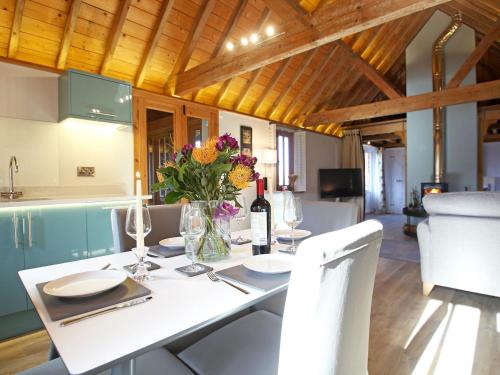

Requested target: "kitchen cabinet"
[
  {"left": 0, "top": 210, "right": 27, "bottom": 317},
  {"left": 59, "top": 69, "right": 132, "bottom": 125},
  {"left": 24, "top": 206, "right": 88, "bottom": 269}
]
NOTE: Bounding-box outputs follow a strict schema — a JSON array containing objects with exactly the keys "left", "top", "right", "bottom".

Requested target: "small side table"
[{"left": 402, "top": 206, "right": 428, "bottom": 237}]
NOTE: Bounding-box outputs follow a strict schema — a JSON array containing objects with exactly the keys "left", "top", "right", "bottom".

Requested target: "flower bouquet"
[{"left": 153, "top": 133, "right": 258, "bottom": 261}]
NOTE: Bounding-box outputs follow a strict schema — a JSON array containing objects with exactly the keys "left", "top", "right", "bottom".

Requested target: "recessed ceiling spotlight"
[
  {"left": 226, "top": 41, "right": 234, "bottom": 51},
  {"left": 250, "top": 33, "right": 259, "bottom": 44},
  {"left": 240, "top": 37, "right": 249, "bottom": 46},
  {"left": 265, "top": 25, "right": 275, "bottom": 37}
]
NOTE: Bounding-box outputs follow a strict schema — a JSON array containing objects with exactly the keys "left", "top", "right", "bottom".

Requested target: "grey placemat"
[
  {"left": 215, "top": 265, "right": 289, "bottom": 292},
  {"left": 37, "top": 278, "right": 151, "bottom": 321},
  {"left": 148, "top": 244, "right": 185, "bottom": 258}
]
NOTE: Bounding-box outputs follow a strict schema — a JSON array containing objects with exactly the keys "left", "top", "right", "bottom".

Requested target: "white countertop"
[{"left": 0, "top": 195, "right": 152, "bottom": 209}]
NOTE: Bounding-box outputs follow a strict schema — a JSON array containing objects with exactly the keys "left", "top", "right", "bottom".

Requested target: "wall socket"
[{"left": 77, "top": 166, "right": 95, "bottom": 177}]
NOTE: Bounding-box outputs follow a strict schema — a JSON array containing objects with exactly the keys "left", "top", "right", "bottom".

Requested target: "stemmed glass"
[
  {"left": 232, "top": 197, "right": 249, "bottom": 244},
  {"left": 125, "top": 204, "right": 152, "bottom": 281},
  {"left": 283, "top": 194, "right": 303, "bottom": 253},
  {"left": 180, "top": 203, "right": 206, "bottom": 273}
]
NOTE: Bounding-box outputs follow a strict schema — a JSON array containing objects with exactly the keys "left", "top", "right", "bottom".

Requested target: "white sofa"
[{"left": 417, "top": 192, "right": 500, "bottom": 297}]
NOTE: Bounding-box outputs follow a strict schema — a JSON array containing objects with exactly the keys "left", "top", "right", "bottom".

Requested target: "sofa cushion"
[{"left": 423, "top": 192, "right": 500, "bottom": 218}]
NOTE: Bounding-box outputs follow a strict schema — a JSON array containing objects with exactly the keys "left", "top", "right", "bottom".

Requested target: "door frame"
[{"left": 132, "top": 89, "right": 219, "bottom": 194}]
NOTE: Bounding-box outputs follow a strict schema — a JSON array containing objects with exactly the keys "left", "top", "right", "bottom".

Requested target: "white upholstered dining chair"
[{"left": 175, "top": 219, "right": 383, "bottom": 375}]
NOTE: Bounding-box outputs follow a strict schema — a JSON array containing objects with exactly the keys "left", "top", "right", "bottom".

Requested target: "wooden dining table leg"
[{"left": 111, "top": 358, "right": 136, "bottom": 375}]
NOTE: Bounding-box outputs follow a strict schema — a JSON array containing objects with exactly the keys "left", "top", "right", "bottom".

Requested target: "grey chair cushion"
[
  {"left": 18, "top": 348, "right": 193, "bottom": 375},
  {"left": 111, "top": 204, "right": 183, "bottom": 252},
  {"left": 178, "top": 310, "right": 282, "bottom": 375}
]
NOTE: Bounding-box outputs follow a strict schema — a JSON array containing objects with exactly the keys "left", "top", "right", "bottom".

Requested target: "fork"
[{"left": 207, "top": 271, "right": 249, "bottom": 294}]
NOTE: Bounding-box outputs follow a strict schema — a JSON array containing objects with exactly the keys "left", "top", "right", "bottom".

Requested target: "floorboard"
[{"left": 1, "top": 258, "right": 499, "bottom": 375}]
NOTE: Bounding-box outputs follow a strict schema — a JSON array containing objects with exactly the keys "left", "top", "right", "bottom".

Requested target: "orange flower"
[
  {"left": 192, "top": 137, "right": 219, "bottom": 165},
  {"left": 228, "top": 164, "right": 252, "bottom": 190},
  {"left": 192, "top": 146, "right": 218, "bottom": 165}
]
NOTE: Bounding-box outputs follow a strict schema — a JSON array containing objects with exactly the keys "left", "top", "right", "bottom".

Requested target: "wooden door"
[{"left": 384, "top": 147, "right": 406, "bottom": 213}]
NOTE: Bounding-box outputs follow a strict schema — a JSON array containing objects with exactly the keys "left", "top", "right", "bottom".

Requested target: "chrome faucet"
[{"left": 1, "top": 156, "right": 23, "bottom": 199}]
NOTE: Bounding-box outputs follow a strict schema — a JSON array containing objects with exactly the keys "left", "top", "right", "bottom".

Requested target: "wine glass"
[
  {"left": 125, "top": 204, "right": 152, "bottom": 280},
  {"left": 283, "top": 194, "right": 303, "bottom": 253},
  {"left": 232, "top": 197, "right": 249, "bottom": 244},
  {"left": 180, "top": 203, "right": 206, "bottom": 273}
]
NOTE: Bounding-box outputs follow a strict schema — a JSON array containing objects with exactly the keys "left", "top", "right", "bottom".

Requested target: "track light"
[
  {"left": 265, "top": 25, "right": 275, "bottom": 37},
  {"left": 240, "top": 37, "right": 249, "bottom": 46},
  {"left": 226, "top": 41, "right": 234, "bottom": 51},
  {"left": 250, "top": 33, "right": 259, "bottom": 44}
]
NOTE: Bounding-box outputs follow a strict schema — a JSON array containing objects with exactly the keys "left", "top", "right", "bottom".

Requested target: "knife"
[{"left": 59, "top": 296, "right": 153, "bottom": 327}]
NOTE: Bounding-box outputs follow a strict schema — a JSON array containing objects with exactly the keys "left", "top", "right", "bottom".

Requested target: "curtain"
[
  {"left": 363, "top": 145, "right": 386, "bottom": 215},
  {"left": 341, "top": 129, "right": 364, "bottom": 222},
  {"left": 375, "top": 148, "right": 387, "bottom": 213}
]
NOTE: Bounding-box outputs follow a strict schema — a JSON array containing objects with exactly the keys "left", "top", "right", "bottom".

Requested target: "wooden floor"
[{"left": 1, "top": 258, "right": 499, "bottom": 375}]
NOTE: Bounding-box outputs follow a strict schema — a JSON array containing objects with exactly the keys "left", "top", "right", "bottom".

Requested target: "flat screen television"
[{"left": 319, "top": 168, "right": 363, "bottom": 198}]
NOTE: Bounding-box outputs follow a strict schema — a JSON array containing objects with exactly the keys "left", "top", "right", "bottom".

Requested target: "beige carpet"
[{"left": 367, "top": 214, "right": 420, "bottom": 263}]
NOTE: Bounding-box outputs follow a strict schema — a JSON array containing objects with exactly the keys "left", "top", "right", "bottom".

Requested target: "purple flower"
[
  {"left": 171, "top": 152, "right": 177, "bottom": 162},
  {"left": 181, "top": 143, "right": 194, "bottom": 156},
  {"left": 213, "top": 201, "right": 239, "bottom": 219},
  {"left": 217, "top": 133, "right": 239, "bottom": 151},
  {"left": 251, "top": 171, "right": 260, "bottom": 181}
]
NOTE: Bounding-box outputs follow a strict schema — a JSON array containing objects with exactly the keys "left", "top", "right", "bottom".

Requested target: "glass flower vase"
[{"left": 188, "top": 201, "right": 231, "bottom": 262}]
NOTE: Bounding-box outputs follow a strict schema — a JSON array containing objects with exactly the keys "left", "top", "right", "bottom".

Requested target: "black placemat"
[
  {"left": 37, "top": 278, "right": 151, "bottom": 321},
  {"left": 215, "top": 265, "right": 289, "bottom": 292},
  {"left": 148, "top": 244, "right": 185, "bottom": 258}
]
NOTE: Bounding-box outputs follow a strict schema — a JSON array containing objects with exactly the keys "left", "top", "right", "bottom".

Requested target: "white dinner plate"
[
  {"left": 43, "top": 270, "right": 127, "bottom": 298},
  {"left": 159, "top": 237, "right": 184, "bottom": 248},
  {"left": 243, "top": 254, "right": 295, "bottom": 274},
  {"left": 275, "top": 229, "right": 312, "bottom": 240}
]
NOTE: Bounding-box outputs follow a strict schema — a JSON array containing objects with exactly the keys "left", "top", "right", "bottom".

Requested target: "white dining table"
[{"left": 18, "top": 235, "right": 288, "bottom": 375}]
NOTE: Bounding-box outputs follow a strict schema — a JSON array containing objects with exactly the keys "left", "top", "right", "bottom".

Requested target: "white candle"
[
  {"left": 135, "top": 171, "right": 145, "bottom": 251},
  {"left": 268, "top": 176, "right": 275, "bottom": 229}
]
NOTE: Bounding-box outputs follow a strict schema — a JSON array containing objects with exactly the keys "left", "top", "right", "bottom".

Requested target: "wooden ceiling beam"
[
  {"left": 173, "top": 0, "right": 451, "bottom": 95},
  {"left": 262, "top": 0, "right": 311, "bottom": 27},
  {"left": 212, "top": 6, "right": 270, "bottom": 107},
  {"left": 7, "top": 0, "right": 25, "bottom": 58},
  {"left": 251, "top": 58, "right": 293, "bottom": 115},
  {"left": 135, "top": 0, "right": 175, "bottom": 87},
  {"left": 304, "top": 79, "right": 500, "bottom": 126},
  {"left": 281, "top": 44, "right": 337, "bottom": 123},
  {"left": 447, "top": 18, "right": 500, "bottom": 89},
  {"left": 193, "top": 0, "right": 249, "bottom": 101},
  {"left": 56, "top": 0, "right": 81, "bottom": 70},
  {"left": 100, "top": 0, "right": 132, "bottom": 75},
  {"left": 267, "top": 49, "right": 319, "bottom": 119},
  {"left": 336, "top": 40, "right": 403, "bottom": 99},
  {"left": 234, "top": 68, "right": 265, "bottom": 111},
  {"left": 165, "top": 0, "right": 217, "bottom": 95}
]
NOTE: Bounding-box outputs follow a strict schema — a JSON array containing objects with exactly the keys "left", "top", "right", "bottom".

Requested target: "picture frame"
[{"left": 240, "top": 126, "right": 252, "bottom": 157}]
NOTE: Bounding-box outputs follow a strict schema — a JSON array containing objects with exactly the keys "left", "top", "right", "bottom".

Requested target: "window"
[{"left": 276, "top": 130, "right": 294, "bottom": 189}]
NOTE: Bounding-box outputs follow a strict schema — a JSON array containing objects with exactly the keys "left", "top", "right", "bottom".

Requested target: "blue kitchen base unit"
[{"left": 0, "top": 309, "right": 42, "bottom": 341}]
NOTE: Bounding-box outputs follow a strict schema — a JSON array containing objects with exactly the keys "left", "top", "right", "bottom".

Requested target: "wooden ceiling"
[{"left": 0, "top": 0, "right": 498, "bottom": 137}]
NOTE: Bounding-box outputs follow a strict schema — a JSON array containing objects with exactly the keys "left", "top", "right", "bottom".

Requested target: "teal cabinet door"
[
  {"left": 86, "top": 201, "right": 131, "bottom": 258},
  {"left": 0, "top": 210, "right": 27, "bottom": 317},
  {"left": 24, "top": 206, "right": 88, "bottom": 270},
  {"left": 61, "top": 70, "right": 132, "bottom": 125}
]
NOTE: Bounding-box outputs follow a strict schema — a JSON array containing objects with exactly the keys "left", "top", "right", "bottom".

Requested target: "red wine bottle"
[{"left": 251, "top": 178, "right": 271, "bottom": 255}]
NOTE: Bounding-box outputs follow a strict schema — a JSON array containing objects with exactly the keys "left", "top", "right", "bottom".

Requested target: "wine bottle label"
[{"left": 251, "top": 212, "right": 268, "bottom": 246}]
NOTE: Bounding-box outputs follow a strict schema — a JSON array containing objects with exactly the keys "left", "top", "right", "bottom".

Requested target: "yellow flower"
[
  {"left": 156, "top": 171, "right": 164, "bottom": 183},
  {"left": 192, "top": 146, "right": 217, "bottom": 165},
  {"left": 205, "top": 137, "right": 218, "bottom": 150},
  {"left": 228, "top": 164, "right": 252, "bottom": 190},
  {"left": 164, "top": 161, "right": 177, "bottom": 169}
]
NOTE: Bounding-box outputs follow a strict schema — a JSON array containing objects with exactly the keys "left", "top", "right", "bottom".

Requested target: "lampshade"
[{"left": 254, "top": 148, "right": 277, "bottom": 164}]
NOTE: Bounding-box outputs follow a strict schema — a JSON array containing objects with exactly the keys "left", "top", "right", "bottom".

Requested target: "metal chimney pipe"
[{"left": 431, "top": 13, "right": 462, "bottom": 183}]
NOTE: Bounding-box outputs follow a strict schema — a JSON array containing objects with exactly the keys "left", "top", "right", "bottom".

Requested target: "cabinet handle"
[
  {"left": 88, "top": 109, "right": 117, "bottom": 118},
  {"left": 27, "top": 211, "right": 32, "bottom": 248},
  {"left": 12, "top": 212, "right": 19, "bottom": 249}
]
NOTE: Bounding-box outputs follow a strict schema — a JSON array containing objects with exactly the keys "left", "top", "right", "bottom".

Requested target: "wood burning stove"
[{"left": 421, "top": 182, "right": 448, "bottom": 201}]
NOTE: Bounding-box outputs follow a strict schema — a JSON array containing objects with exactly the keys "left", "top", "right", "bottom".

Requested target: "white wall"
[
  {"left": 0, "top": 62, "right": 134, "bottom": 196},
  {"left": 406, "top": 11, "right": 477, "bottom": 198},
  {"left": 299, "top": 131, "right": 342, "bottom": 201}
]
